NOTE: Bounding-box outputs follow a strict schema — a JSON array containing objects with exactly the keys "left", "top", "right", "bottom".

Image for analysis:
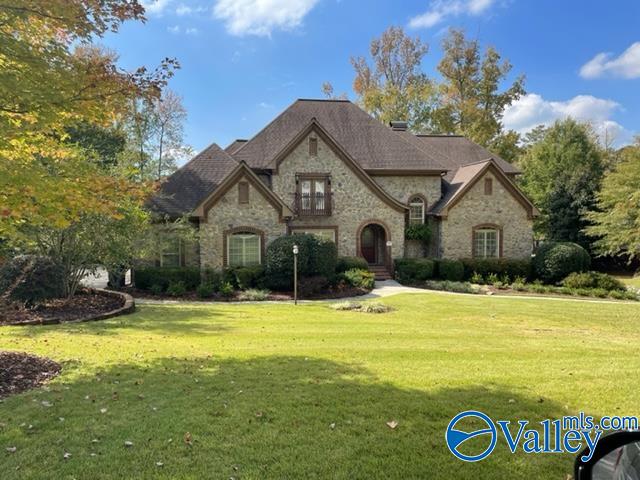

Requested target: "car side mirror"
[{"left": 575, "top": 431, "right": 640, "bottom": 479}]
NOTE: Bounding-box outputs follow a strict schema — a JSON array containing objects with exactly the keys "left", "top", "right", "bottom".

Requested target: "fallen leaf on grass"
[
  {"left": 63, "top": 452, "right": 71, "bottom": 459},
  {"left": 156, "top": 462, "right": 164, "bottom": 467},
  {"left": 124, "top": 441, "right": 133, "bottom": 447},
  {"left": 386, "top": 420, "right": 398, "bottom": 429},
  {"left": 6, "top": 446, "right": 16, "bottom": 453},
  {"left": 184, "top": 432, "right": 192, "bottom": 446},
  {"left": 100, "top": 408, "right": 107, "bottom": 414}
]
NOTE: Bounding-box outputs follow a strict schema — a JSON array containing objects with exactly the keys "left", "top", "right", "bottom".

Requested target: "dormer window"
[
  {"left": 409, "top": 196, "right": 425, "bottom": 224},
  {"left": 309, "top": 137, "right": 318, "bottom": 156}
]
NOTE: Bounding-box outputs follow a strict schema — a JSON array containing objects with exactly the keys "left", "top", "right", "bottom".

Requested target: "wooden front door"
[{"left": 360, "top": 224, "right": 385, "bottom": 264}]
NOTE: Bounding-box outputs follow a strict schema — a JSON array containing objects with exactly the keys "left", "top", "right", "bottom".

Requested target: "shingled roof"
[
  {"left": 410, "top": 135, "right": 520, "bottom": 180},
  {"left": 148, "top": 143, "right": 238, "bottom": 216},
  {"left": 232, "top": 99, "right": 447, "bottom": 172}
]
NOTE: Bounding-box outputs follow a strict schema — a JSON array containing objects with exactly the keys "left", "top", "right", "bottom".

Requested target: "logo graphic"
[{"left": 446, "top": 410, "right": 497, "bottom": 462}]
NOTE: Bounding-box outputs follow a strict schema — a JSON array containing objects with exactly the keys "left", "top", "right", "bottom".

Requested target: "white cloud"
[
  {"left": 176, "top": 3, "right": 208, "bottom": 15},
  {"left": 185, "top": 27, "right": 199, "bottom": 35},
  {"left": 213, "top": 0, "right": 321, "bottom": 37},
  {"left": 258, "top": 102, "right": 273, "bottom": 108},
  {"left": 142, "top": 0, "right": 173, "bottom": 15},
  {"left": 580, "top": 42, "right": 640, "bottom": 79},
  {"left": 175, "top": 4, "right": 192, "bottom": 15},
  {"left": 167, "top": 25, "right": 181, "bottom": 34},
  {"left": 503, "top": 93, "right": 632, "bottom": 145},
  {"left": 409, "top": 0, "right": 496, "bottom": 29}
]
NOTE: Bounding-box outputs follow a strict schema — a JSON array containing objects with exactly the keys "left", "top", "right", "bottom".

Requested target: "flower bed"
[{"left": 0, "top": 289, "right": 135, "bottom": 326}]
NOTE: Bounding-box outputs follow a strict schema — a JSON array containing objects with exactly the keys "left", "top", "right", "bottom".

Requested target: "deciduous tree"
[{"left": 586, "top": 140, "right": 640, "bottom": 261}]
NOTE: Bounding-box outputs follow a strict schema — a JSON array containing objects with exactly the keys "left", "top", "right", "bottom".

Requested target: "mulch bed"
[
  {"left": 0, "top": 351, "right": 61, "bottom": 398},
  {"left": 0, "top": 289, "right": 125, "bottom": 326},
  {"left": 121, "top": 285, "right": 369, "bottom": 302}
]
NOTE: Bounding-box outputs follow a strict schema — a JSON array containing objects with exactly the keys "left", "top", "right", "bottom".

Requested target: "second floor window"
[
  {"left": 297, "top": 175, "right": 330, "bottom": 215},
  {"left": 409, "top": 196, "right": 425, "bottom": 224}
]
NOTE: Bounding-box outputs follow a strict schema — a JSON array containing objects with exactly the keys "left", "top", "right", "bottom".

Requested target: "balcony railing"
[{"left": 293, "top": 192, "right": 332, "bottom": 216}]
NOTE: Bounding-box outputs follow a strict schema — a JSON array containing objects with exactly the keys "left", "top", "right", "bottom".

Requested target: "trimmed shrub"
[
  {"left": 202, "top": 269, "right": 222, "bottom": 291},
  {"left": 0, "top": 255, "right": 64, "bottom": 304},
  {"left": 461, "top": 258, "right": 532, "bottom": 281},
  {"left": 150, "top": 284, "right": 164, "bottom": 295},
  {"left": 196, "top": 283, "right": 215, "bottom": 298},
  {"left": 533, "top": 242, "right": 590, "bottom": 284},
  {"left": 232, "top": 265, "right": 265, "bottom": 290},
  {"left": 166, "top": 281, "right": 187, "bottom": 297},
  {"left": 437, "top": 259, "right": 465, "bottom": 281},
  {"left": 359, "top": 302, "right": 393, "bottom": 313},
  {"left": 561, "top": 271, "right": 625, "bottom": 292},
  {"left": 394, "top": 258, "right": 435, "bottom": 283},
  {"left": 219, "top": 282, "right": 234, "bottom": 298},
  {"left": 312, "top": 240, "right": 338, "bottom": 278},
  {"left": 135, "top": 267, "right": 200, "bottom": 291},
  {"left": 336, "top": 256, "right": 369, "bottom": 273},
  {"left": 237, "top": 288, "right": 270, "bottom": 301},
  {"left": 264, "top": 234, "right": 338, "bottom": 291},
  {"left": 344, "top": 268, "right": 375, "bottom": 290}
]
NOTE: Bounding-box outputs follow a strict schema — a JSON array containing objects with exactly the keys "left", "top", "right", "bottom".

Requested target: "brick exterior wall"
[
  {"left": 439, "top": 171, "right": 533, "bottom": 259},
  {"left": 270, "top": 133, "right": 406, "bottom": 260},
  {"left": 200, "top": 175, "right": 286, "bottom": 269}
]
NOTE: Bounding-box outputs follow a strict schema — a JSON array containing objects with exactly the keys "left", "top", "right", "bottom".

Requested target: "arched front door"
[{"left": 360, "top": 224, "right": 386, "bottom": 265}]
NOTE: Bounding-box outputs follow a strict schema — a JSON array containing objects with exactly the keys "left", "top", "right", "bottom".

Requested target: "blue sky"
[{"left": 104, "top": 0, "right": 640, "bottom": 157}]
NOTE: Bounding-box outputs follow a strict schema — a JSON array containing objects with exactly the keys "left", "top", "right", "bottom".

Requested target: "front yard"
[{"left": 1, "top": 293, "right": 639, "bottom": 479}]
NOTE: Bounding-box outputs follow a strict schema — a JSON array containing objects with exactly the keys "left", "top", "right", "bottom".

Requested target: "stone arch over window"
[
  {"left": 408, "top": 194, "right": 427, "bottom": 225},
  {"left": 223, "top": 226, "right": 266, "bottom": 267},
  {"left": 472, "top": 224, "right": 503, "bottom": 258}
]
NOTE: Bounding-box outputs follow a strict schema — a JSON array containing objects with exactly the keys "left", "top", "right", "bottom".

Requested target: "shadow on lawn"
[
  {"left": 0, "top": 356, "right": 576, "bottom": 479},
  {"left": 7, "top": 306, "right": 234, "bottom": 338}
]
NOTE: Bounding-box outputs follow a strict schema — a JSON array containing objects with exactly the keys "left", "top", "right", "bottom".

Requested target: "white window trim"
[
  {"left": 227, "top": 233, "right": 262, "bottom": 267},
  {"left": 160, "top": 238, "right": 182, "bottom": 267},
  {"left": 474, "top": 228, "right": 500, "bottom": 258},
  {"left": 409, "top": 196, "right": 425, "bottom": 225}
]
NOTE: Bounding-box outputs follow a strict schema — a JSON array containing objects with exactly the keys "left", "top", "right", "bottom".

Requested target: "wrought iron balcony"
[{"left": 293, "top": 192, "right": 332, "bottom": 216}]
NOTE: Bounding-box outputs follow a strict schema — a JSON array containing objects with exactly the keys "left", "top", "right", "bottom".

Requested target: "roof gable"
[
  {"left": 232, "top": 99, "right": 447, "bottom": 172},
  {"left": 432, "top": 159, "right": 538, "bottom": 219},
  {"left": 148, "top": 143, "right": 238, "bottom": 217},
  {"left": 193, "top": 162, "right": 293, "bottom": 220},
  {"left": 269, "top": 118, "right": 409, "bottom": 213}
]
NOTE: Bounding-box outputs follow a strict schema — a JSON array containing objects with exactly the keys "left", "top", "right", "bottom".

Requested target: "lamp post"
[{"left": 293, "top": 244, "right": 299, "bottom": 305}]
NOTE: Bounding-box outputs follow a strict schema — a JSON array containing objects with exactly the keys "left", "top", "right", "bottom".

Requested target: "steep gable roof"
[
  {"left": 430, "top": 159, "right": 538, "bottom": 219},
  {"left": 232, "top": 99, "right": 447, "bottom": 172},
  {"left": 192, "top": 162, "right": 293, "bottom": 220},
  {"left": 224, "top": 139, "right": 247, "bottom": 154},
  {"left": 148, "top": 143, "right": 238, "bottom": 217},
  {"left": 268, "top": 118, "right": 408, "bottom": 213}
]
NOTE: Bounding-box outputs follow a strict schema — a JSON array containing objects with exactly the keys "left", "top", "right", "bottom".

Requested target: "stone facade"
[
  {"left": 200, "top": 175, "right": 286, "bottom": 269},
  {"left": 270, "top": 132, "right": 406, "bottom": 260},
  {"left": 439, "top": 171, "right": 533, "bottom": 259},
  {"left": 371, "top": 175, "right": 442, "bottom": 207}
]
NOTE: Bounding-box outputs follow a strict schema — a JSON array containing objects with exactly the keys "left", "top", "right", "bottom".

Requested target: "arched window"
[
  {"left": 227, "top": 231, "right": 261, "bottom": 266},
  {"left": 408, "top": 196, "right": 425, "bottom": 225},
  {"left": 473, "top": 227, "right": 500, "bottom": 258}
]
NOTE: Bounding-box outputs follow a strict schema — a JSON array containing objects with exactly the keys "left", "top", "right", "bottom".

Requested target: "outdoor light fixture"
[{"left": 293, "top": 244, "right": 299, "bottom": 305}]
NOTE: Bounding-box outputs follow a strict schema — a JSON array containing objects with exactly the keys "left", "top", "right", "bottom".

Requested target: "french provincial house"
[{"left": 149, "top": 99, "right": 538, "bottom": 278}]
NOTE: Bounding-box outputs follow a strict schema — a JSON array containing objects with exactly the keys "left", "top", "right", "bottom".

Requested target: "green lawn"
[
  {"left": 1, "top": 293, "right": 639, "bottom": 479},
  {"left": 617, "top": 274, "right": 640, "bottom": 289}
]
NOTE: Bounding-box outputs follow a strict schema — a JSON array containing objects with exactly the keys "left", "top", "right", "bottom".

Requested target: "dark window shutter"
[
  {"left": 484, "top": 178, "right": 493, "bottom": 195},
  {"left": 309, "top": 137, "right": 318, "bottom": 156},
  {"left": 238, "top": 182, "right": 249, "bottom": 203}
]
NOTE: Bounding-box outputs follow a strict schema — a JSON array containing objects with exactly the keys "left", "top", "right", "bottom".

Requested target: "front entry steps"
[{"left": 369, "top": 265, "right": 393, "bottom": 281}]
